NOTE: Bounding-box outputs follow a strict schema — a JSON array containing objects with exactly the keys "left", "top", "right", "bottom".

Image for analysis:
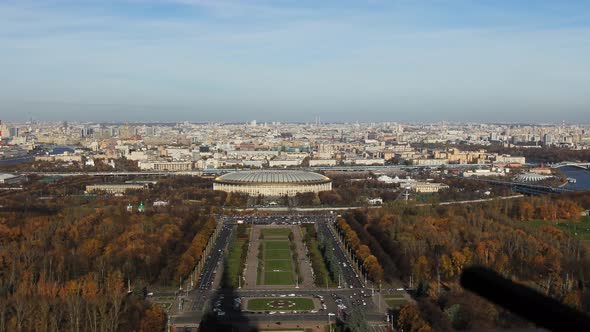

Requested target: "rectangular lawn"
[
  {"left": 265, "top": 260, "right": 292, "bottom": 272},
  {"left": 264, "top": 271, "right": 294, "bottom": 285},
  {"left": 256, "top": 228, "right": 298, "bottom": 286},
  {"left": 265, "top": 249, "right": 291, "bottom": 260},
  {"left": 265, "top": 241, "right": 290, "bottom": 250},
  {"left": 262, "top": 228, "right": 292, "bottom": 237}
]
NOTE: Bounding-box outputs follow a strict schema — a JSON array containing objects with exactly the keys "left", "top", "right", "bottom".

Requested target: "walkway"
[
  {"left": 243, "top": 226, "right": 261, "bottom": 289},
  {"left": 293, "top": 225, "right": 315, "bottom": 288}
]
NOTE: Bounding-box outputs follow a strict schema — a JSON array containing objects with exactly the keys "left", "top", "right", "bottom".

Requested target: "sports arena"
[{"left": 213, "top": 170, "right": 332, "bottom": 196}]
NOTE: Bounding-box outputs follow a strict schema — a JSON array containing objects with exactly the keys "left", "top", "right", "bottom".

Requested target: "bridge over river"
[
  {"left": 463, "top": 177, "right": 575, "bottom": 195},
  {"left": 551, "top": 162, "right": 590, "bottom": 170}
]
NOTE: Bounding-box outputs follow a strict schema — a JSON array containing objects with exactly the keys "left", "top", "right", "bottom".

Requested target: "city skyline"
[{"left": 1, "top": 0, "right": 590, "bottom": 122}]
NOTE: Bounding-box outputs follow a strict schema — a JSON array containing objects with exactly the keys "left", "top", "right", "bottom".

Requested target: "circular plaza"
[{"left": 213, "top": 170, "right": 332, "bottom": 196}]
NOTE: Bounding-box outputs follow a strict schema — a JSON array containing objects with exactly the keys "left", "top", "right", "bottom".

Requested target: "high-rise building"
[
  {"left": 145, "top": 126, "right": 158, "bottom": 136},
  {"left": 80, "top": 127, "right": 94, "bottom": 138},
  {"left": 9, "top": 127, "right": 19, "bottom": 137},
  {"left": 543, "top": 134, "right": 553, "bottom": 146}
]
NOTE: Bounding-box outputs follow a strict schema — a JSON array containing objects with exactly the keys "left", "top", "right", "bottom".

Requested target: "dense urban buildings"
[
  {"left": 2, "top": 121, "right": 589, "bottom": 171},
  {"left": 1, "top": 119, "right": 590, "bottom": 332}
]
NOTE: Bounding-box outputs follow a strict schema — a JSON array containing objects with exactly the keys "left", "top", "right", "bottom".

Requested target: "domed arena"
[
  {"left": 213, "top": 170, "right": 332, "bottom": 196},
  {"left": 515, "top": 172, "right": 553, "bottom": 182}
]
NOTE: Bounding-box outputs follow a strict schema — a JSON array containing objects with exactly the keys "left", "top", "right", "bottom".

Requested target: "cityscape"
[
  {"left": 1, "top": 118, "right": 590, "bottom": 331},
  {"left": 2, "top": 0, "right": 590, "bottom": 331}
]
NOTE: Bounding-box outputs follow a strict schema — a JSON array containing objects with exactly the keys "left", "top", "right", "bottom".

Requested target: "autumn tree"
[{"left": 397, "top": 304, "right": 432, "bottom": 332}]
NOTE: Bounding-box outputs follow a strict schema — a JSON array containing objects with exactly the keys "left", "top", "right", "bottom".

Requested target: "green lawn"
[
  {"left": 265, "top": 249, "right": 291, "bottom": 260},
  {"left": 524, "top": 216, "right": 590, "bottom": 244},
  {"left": 264, "top": 271, "right": 295, "bottom": 285},
  {"left": 266, "top": 260, "right": 293, "bottom": 272},
  {"left": 257, "top": 229, "right": 297, "bottom": 285},
  {"left": 262, "top": 228, "right": 292, "bottom": 237},
  {"left": 224, "top": 239, "right": 246, "bottom": 288},
  {"left": 246, "top": 298, "right": 315, "bottom": 311},
  {"left": 265, "top": 241, "right": 290, "bottom": 250}
]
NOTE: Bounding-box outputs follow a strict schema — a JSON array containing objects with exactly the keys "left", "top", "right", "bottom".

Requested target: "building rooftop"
[{"left": 215, "top": 170, "right": 330, "bottom": 184}]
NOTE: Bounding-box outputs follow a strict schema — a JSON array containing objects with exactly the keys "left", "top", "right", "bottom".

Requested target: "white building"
[
  {"left": 309, "top": 159, "right": 338, "bottom": 166},
  {"left": 86, "top": 183, "right": 149, "bottom": 194},
  {"left": 0, "top": 173, "right": 25, "bottom": 185},
  {"left": 139, "top": 161, "right": 193, "bottom": 171},
  {"left": 494, "top": 155, "right": 526, "bottom": 164},
  {"left": 411, "top": 182, "right": 449, "bottom": 193},
  {"left": 269, "top": 158, "right": 303, "bottom": 167},
  {"left": 411, "top": 158, "right": 449, "bottom": 166}
]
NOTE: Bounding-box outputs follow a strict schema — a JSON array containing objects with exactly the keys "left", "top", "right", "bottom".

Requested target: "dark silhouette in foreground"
[{"left": 461, "top": 266, "right": 590, "bottom": 332}]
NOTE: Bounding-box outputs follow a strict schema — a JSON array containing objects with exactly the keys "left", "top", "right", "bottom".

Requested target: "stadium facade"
[{"left": 213, "top": 170, "right": 332, "bottom": 196}]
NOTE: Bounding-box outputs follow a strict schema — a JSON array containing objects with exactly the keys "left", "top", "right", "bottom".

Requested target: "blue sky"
[{"left": 1, "top": 0, "right": 589, "bottom": 123}]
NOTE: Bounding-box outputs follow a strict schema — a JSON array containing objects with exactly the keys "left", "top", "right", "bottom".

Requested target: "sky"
[{"left": 1, "top": 0, "right": 589, "bottom": 123}]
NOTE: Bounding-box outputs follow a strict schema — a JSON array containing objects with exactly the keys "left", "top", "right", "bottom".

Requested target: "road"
[
  {"left": 208, "top": 289, "right": 385, "bottom": 322},
  {"left": 316, "top": 221, "right": 364, "bottom": 289},
  {"left": 196, "top": 224, "right": 234, "bottom": 290},
  {"left": 170, "top": 213, "right": 387, "bottom": 331},
  {"left": 415, "top": 194, "right": 524, "bottom": 206},
  {"left": 178, "top": 224, "right": 234, "bottom": 315}
]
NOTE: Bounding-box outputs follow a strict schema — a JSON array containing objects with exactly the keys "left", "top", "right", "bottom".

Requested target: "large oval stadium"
[{"left": 213, "top": 170, "right": 332, "bottom": 196}]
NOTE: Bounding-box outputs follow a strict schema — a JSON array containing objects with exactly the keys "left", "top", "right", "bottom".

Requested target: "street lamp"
[{"left": 327, "top": 312, "right": 336, "bottom": 332}]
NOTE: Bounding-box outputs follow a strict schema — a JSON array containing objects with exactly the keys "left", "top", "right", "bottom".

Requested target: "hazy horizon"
[{"left": 1, "top": 0, "right": 589, "bottom": 123}]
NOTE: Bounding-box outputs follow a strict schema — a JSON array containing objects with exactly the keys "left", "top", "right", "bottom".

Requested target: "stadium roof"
[{"left": 215, "top": 170, "right": 330, "bottom": 184}]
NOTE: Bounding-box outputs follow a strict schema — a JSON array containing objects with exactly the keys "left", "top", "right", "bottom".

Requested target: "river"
[{"left": 560, "top": 166, "right": 590, "bottom": 190}]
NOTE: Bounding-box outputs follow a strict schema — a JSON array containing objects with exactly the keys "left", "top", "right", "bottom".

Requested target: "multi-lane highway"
[
  {"left": 316, "top": 221, "right": 364, "bottom": 289},
  {"left": 184, "top": 223, "right": 235, "bottom": 316},
  {"left": 197, "top": 224, "right": 234, "bottom": 290}
]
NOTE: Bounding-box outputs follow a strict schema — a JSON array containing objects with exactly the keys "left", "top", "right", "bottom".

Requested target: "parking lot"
[{"left": 218, "top": 213, "right": 335, "bottom": 225}]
